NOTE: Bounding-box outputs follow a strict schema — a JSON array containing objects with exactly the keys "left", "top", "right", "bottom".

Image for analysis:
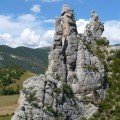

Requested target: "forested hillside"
[{"left": 0, "top": 45, "right": 50, "bottom": 74}]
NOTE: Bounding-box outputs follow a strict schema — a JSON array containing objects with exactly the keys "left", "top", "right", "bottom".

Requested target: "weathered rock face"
[
  {"left": 12, "top": 5, "right": 108, "bottom": 120},
  {"left": 85, "top": 10, "right": 104, "bottom": 44}
]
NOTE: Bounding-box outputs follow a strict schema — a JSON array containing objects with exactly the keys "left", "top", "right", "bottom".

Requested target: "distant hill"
[
  {"left": 108, "top": 44, "right": 120, "bottom": 51},
  {"left": 0, "top": 45, "right": 50, "bottom": 74},
  {"left": 113, "top": 44, "right": 120, "bottom": 46}
]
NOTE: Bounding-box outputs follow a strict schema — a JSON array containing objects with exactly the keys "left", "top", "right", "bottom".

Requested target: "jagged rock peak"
[
  {"left": 61, "top": 4, "right": 71, "bottom": 15},
  {"left": 61, "top": 4, "right": 77, "bottom": 39},
  {"left": 85, "top": 10, "right": 104, "bottom": 43},
  {"left": 91, "top": 9, "right": 99, "bottom": 21},
  {"left": 12, "top": 5, "right": 108, "bottom": 120}
]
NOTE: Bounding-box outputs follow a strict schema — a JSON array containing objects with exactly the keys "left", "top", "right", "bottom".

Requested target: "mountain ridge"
[{"left": 0, "top": 45, "right": 50, "bottom": 74}]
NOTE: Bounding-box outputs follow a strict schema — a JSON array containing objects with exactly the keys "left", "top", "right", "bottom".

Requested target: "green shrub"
[
  {"left": 55, "top": 116, "right": 60, "bottom": 120},
  {"left": 53, "top": 87, "right": 61, "bottom": 96},
  {"left": 114, "top": 50, "right": 120, "bottom": 58},
  {"left": 96, "top": 46, "right": 105, "bottom": 60},
  {"left": 84, "top": 65, "right": 98, "bottom": 72},
  {"left": 31, "top": 102, "right": 39, "bottom": 108},
  {"left": 110, "top": 49, "right": 115, "bottom": 54},
  {"left": 107, "top": 55, "right": 114, "bottom": 61},
  {"left": 63, "top": 83, "right": 74, "bottom": 98},
  {"left": 96, "top": 38, "right": 109, "bottom": 46},
  {"left": 56, "top": 73, "right": 60, "bottom": 81},
  {"left": 81, "top": 117, "right": 87, "bottom": 120},
  {"left": 26, "top": 91, "right": 37, "bottom": 103},
  {"left": 85, "top": 44, "right": 93, "bottom": 53},
  {"left": 45, "top": 106, "right": 55, "bottom": 113},
  {"left": 81, "top": 96, "right": 91, "bottom": 102},
  {"left": 73, "top": 74, "right": 78, "bottom": 80},
  {"left": 0, "top": 65, "right": 26, "bottom": 95}
]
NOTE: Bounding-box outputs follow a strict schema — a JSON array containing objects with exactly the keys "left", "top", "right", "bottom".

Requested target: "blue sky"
[{"left": 0, "top": 0, "right": 120, "bottom": 48}]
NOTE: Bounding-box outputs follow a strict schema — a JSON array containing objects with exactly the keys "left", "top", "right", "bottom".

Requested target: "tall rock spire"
[
  {"left": 12, "top": 5, "right": 108, "bottom": 120},
  {"left": 61, "top": 4, "right": 77, "bottom": 39},
  {"left": 46, "top": 17, "right": 66, "bottom": 81},
  {"left": 61, "top": 5, "right": 78, "bottom": 83},
  {"left": 47, "top": 5, "right": 78, "bottom": 83}
]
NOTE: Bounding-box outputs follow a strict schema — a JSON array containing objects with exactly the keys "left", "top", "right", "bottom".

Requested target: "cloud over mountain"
[{"left": 0, "top": 13, "right": 119, "bottom": 48}]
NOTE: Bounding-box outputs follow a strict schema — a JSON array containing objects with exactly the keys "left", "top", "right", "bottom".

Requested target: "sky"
[{"left": 0, "top": 0, "right": 120, "bottom": 48}]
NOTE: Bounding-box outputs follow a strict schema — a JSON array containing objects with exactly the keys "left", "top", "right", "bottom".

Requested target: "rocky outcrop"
[{"left": 12, "top": 5, "right": 108, "bottom": 120}]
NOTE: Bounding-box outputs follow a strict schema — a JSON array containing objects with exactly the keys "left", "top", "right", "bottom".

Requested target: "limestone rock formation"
[{"left": 12, "top": 5, "right": 108, "bottom": 120}]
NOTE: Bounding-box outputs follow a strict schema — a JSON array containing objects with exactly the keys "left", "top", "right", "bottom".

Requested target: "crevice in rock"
[
  {"left": 62, "top": 38, "right": 68, "bottom": 64},
  {"left": 43, "top": 80, "right": 47, "bottom": 108}
]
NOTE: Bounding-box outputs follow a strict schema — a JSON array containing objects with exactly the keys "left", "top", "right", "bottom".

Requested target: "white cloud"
[
  {"left": 0, "top": 14, "right": 54, "bottom": 48},
  {"left": 17, "top": 14, "right": 36, "bottom": 22},
  {"left": 30, "top": 4, "right": 41, "bottom": 13},
  {"left": 39, "top": 30, "right": 54, "bottom": 47},
  {"left": 76, "top": 19, "right": 89, "bottom": 33},
  {"left": 0, "top": 28, "right": 54, "bottom": 48},
  {"left": 103, "top": 20, "right": 120, "bottom": 44},
  {"left": 0, "top": 33, "right": 16, "bottom": 47},
  {"left": 0, "top": 14, "right": 41, "bottom": 36},
  {"left": 20, "top": 28, "right": 40, "bottom": 46},
  {"left": 43, "top": 19, "right": 54, "bottom": 23},
  {"left": 0, "top": 13, "right": 120, "bottom": 48}
]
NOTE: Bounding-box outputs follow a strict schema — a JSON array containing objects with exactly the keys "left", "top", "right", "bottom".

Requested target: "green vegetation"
[
  {"left": 31, "top": 102, "right": 39, "bottom": 108},
  {"left": 81, "top": 117, "right": 87, "bottom": 120},
  {"left": 84, "top": 65, "right": 98, "bottom": 72},
  {"left": 73, "top": 73, "right": 78, "bottom": 80},
  {"left": 55, "top": 116, "right": 60, "bottom": 120},
  {"left": 96, "top": 46, "right": 106, "bottom": 60},
  {"left": 0, "top": 66, "right": 34, "bottom": 95},
  {"left": 85, "top": 44, "right": 93, "bottom": 54},
  {"left": 81, "top": 96, "right": 91, "bottom": 103},
  {"left": 0, "top": 115, "right": 12, "bottom": 120},
  {"left": 26, "top": 91, "right": 37, "bottom": 103},
  {"left": 96, "top": 38, "right": 109, "bottom": 46},
  {"left": 45, "top": 106, "right": 55, "bottom": 113},
  {"left": 0, "top": 66, "right": 34, "bottom": 117},
  {"left": 56, "top": 73, "right": 61, "bottom": 81},
  {"left": 89, "top": 50, "right": 120, "bottom": 120},
  {"left": 7, "top": 71, "right": 34, "bottom": 90},
  {"left": 0, "top": 66, "right": 25, "bottom": 95},
  {"left": 84, "top": 39, "right": 120, "bottom": 119},
  {"left": 0, "top": 45, "right": 50, "bottom": 74},
  {"left": 53, "top": 87, "right": 61, "bottom": 96},
  {"left": 26, "top": 90, "right": 40, "bottom": 108},
  {"left": 63, "top": 83, "right": 74, "bottom": 98}
]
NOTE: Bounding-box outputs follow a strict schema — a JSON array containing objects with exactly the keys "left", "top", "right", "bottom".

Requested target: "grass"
[
  {"left": 7, "top": 71, "right": 35, "bottom": 90},
  {"left": 0, "top": 95, "right": 19, "bottom": 116},
  {"left": 0, "top": 71, "right": 35, "bottom": 117},
  {"left": 0, "top": 115, "right": 12, "bottom": 120}
]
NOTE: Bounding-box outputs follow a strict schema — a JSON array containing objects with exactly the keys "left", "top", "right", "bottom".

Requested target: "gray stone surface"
[{"left": 12, "top": 5, "right": 108, "bottom": 120}]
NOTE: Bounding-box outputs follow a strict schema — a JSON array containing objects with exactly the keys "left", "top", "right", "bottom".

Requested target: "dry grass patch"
[{"left": 0, "top": 95, "right": 19, "bottom": 116}]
